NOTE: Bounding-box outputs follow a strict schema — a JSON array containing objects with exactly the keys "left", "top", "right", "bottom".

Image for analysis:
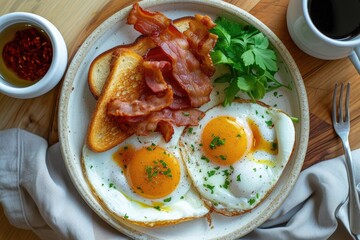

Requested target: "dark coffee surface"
[{"left": 309, "top": 0, "right": 360, "bottom": 39}]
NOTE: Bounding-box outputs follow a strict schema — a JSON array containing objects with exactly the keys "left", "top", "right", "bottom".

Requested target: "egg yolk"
[
  {"left": 247, "top": 119, "right": 278, "bottom": 155},
  {"left": 201, "top": 116, "right": 249, "bottom": 166},
  {"left": 114, "top": 145, "right": 181, "bottom": 199}
]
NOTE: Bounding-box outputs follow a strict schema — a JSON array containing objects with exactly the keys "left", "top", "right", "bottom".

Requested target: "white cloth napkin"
[{"left": 0, "top": 128, "right": 359, "bottom": 240}]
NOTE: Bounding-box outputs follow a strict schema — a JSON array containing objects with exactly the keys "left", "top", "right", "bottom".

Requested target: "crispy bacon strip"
[
  {"left": 128, "top": 4, "right": 213, "bottom": 108},
  {"left": 108, "top": 59, "right": 174, "bottom": 117},
  {"left": 169, "top": 96, "right": 191, "bottom": 110},
  {"left": 157, "top": 121, "right": 174, "bottom": 142},
  {"left": 154, "top": 25, "right": 213, "bottom": 107},
  {"left": 127, "top": 3, "right": 171, "bottom": 34},
  {"left": 107, "top": 87, "right": 173, "bottom": 117},
  {"left": 115, "top": 108, "right": 204, "bottom": 141},
  {"left": 143, "top": 60, "right": 190, "bottom": 110},
  {"left": 133, "top": 108, "right": 205, "bottom": 137},
  {"left": 184, "top": 14, "right": 218, "bottom": 76},
  {"left": 145, "top": 47, "right": 188, "bottom": 98},
  {"left": 143, "top": 61, "right": 171, "bottom": 93},
  {"left": 144, "top": 46, "right": 170, "bottom": 61}
]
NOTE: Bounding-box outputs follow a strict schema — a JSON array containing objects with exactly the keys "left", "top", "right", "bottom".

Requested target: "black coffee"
[{"left": 309, "top": 0, "right": 360, "bottom": 40}]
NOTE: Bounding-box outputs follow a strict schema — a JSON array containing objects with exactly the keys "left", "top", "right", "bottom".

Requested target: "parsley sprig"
[
  {"left": 209, "top": 135, "right": 225, "bottom": 150},
  {"left": 145, "top": 159, "right": 172, "bottom": 182},
  {"left": 210, "top": 17, "right": 290, "bottom": 105}
]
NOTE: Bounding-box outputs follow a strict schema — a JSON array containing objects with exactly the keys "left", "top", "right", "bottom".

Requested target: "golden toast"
[
  {"left": 88, "top": 36, "right": 155, "bottom": 99},
  {"left": 86, "top": 49, "right": 146, "bottom": 152}
]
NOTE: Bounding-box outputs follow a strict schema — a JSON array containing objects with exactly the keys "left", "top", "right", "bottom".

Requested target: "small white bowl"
[{"left": 0, "top": 12, "right": 67, "bottom": 99}]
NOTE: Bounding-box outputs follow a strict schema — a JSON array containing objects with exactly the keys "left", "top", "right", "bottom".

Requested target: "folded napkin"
[{"left": 0, "top": 128, "right": 359, "bottom": 240}]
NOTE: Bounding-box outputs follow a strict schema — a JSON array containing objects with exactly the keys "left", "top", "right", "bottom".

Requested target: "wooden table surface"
[{"left": 0, "top": 0, "right": 359, "bottom": 239}]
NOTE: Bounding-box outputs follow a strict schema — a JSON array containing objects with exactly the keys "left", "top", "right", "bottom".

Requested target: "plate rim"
[{"left": 58, "top": 0, "right": 310, "bottom": 239}]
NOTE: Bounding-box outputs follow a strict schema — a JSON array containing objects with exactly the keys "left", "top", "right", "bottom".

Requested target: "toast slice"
[
  {"left": 86, "top": 48, "right": 146, "bottom": 152},
  {"left": 88, "top": 36, "right": 155, "bottom": 99},
  {"left": 88, "top": 17, "right": 192, "bottom": 98}
]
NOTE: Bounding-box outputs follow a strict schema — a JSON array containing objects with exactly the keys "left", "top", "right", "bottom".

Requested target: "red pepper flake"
[{"left": 2, "top": 27, "right": 53, "bottom": 81}]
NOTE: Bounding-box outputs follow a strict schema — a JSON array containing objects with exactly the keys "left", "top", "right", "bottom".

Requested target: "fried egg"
[
  {"left": 179, "top": 100, "right": 295, "bottom": 215},
  {"left": 82, "top": 128, "right": 209, "bottom": 227}
]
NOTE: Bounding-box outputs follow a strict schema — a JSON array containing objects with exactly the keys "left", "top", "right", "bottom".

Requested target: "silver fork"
[{"left": 332, "top": 82, "right": 360, "bottom": 235}]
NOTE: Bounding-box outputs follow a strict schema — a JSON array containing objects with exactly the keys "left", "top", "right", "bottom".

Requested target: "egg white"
[
  {"left": 82, "top": 127, "right": 209, "bottom": 226},
  {"left": 179, "top": 101, "right": 295, "bottom": 215}
]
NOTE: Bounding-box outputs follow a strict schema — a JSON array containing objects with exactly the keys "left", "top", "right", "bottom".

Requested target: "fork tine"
[
  {"left": 338, "top": 83, "right": 344, "bottom": 122},
  {"left": 345, "top": 82, "right": 350, "bottom": 122},
  {"left": 332, "top": 83, "right": 338, "bottom": 122}
]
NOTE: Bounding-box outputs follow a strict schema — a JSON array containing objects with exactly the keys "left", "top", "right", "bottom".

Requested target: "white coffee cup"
[{"left": 287, "top": 0, "right": 360, "bottom": 73}]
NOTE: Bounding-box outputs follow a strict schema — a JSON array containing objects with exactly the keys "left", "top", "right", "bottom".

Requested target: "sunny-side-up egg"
[
  {"left": 82, "top": 126, "right": 209, "bottom": 227},
  {"left": 179, "top": 100, "right": 295, "bottom": 216}
]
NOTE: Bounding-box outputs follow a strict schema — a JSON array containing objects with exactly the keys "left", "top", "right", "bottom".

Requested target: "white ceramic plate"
[{"left": 59, "top": 0, "right": 309, "bottom": 239}]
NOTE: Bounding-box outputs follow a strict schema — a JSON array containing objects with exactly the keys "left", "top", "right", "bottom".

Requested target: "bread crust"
[
  {"left": 86, "top": 49, "right": 146, "bottom": 152},
  {"left": 88, "top": 36, "right": 155, "bottom": 99}
]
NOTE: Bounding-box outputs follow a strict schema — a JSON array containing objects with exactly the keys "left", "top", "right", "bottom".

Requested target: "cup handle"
[{"left": 349, "top": 47, "right": 360, "bottom": 74}]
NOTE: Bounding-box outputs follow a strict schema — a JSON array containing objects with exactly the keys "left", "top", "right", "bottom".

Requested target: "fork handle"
[{"left": 342, "top": 139, "right": 360, "bottom": 235}]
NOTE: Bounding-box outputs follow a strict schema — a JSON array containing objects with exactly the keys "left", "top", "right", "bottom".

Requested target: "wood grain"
[{"left": 0, "top": 1, "right": 260, "bottom": 239}]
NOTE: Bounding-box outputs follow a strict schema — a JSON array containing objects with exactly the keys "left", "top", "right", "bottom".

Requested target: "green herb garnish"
[
  {"left": 146, "top": 166, "right": 158, "bottom": 181},
  {"left": 209, "top": 135, "right": 225, "bottom": 149},
  {"left": 201, "top": 155, "right": 210, "bottom": 163},
  {"left": 203, "top": 184, "right": 215, "bottom": 194},
  {"left": 265, "top": 120, "right": 273, "bottom": 127},
  {"left": 248, "top": 198, "right": 256, "bottom": 205},
  {"left": 236, "top": 174, "right": 241, "bottom": 182},
  {"left": 210, "top": 17, "right": 290, "bottom": 105},
  {"left": 207, "top": 170, "right": 216, "bottom": 177}
]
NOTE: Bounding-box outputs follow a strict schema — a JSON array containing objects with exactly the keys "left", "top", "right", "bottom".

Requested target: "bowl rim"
[{"left": 0, "top": 12, "right": 68, "bottom": 99}]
